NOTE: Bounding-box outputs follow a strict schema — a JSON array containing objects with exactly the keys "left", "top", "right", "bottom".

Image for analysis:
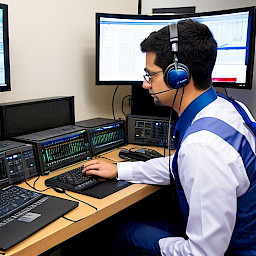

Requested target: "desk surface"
[{"left": 3, "top": 145, "right": 170, "bottom": 256}]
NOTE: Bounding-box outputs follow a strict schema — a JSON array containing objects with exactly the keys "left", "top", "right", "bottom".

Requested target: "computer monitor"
[
  {"left": 0, "top": 4, "right": 10, "bottom": 92},
  {"left": 96, "top": 6, "right": 256, "bottom": 89}
]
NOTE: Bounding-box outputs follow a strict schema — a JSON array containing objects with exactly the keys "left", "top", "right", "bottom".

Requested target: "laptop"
[{"left": 0, "top": 189, "right": 78, "bottom": 251}]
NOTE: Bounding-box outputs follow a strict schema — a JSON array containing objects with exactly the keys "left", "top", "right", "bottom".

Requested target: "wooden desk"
[{"left": 3, "top": 145, "right": 169, "bottom": 256}]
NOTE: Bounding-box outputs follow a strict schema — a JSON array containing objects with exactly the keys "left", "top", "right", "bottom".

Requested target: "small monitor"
[
  {"left": 41, "top": 130, "right": 91, "bottom": 169},
  {"left": 89, "top": 122, "right": 125, "bottom": 155},
  {"left": 96, "top": 6, "right": 256, "bottom": 89},
  {"left": 76, "top": 118, "right": 126, "bottom": 155},
  {"left": 0, "top": 4, "right": 10, "bottom": 92}
]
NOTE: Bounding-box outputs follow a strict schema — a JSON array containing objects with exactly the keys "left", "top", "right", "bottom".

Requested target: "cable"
[
  {"left": 97, "top": 146, "right": 128, "bottom": 158},
  {"left": 33, "top": 176, "right": 40, "bottom": 188},
  {"left": 163, "top": 147, "right": 166, "bottom": 157},
  {"left": 112, "top": 86, "right": 119, "bottom": 120},
  {"left": 121, "top": 94, "right": 131, "bottom": 116},
  {"left": 62, "top": 211, "right": 96, "bottom": 223},
  {"left": 97, "top": 155, "right": 118, "bottom": 162},
  {"left": 25, "top": 176, "right": 51, "bottom": 192},
  {"left": 62, "top": 216, "right": 82, "bottom": 223},
  {"left": 64, "top": 191, "right": 98, "bottom": 211},
  {"left": 178, "top": 87, "right": 185, "bottom": 114},
  {"left": 25, "top": 174, "right": 99, "bottom": 218},
  {"left": 168, "top": 88, "right": 180, "bottom": 185},
  {"left": 224, "top": 86, "right": 229, "bottom": 97},
  {"left": 62, "top": 192, "right": 98, "bottom": 223},
  {"left": 168, "top": 89, "right": 179, "bottom": 150}
]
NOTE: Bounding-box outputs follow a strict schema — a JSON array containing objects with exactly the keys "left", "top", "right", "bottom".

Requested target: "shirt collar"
[{"left": 173, "top": 86, "right": 217, "bottom": 147}]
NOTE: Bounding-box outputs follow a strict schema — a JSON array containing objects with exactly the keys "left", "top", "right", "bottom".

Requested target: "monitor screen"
[
  {"left": 41, "top": 130, "right": 90, "bottom": 168},
  {"left": 96, "top": 7, "right": 256, "bottom": 89},
  {"left": 0, "top": 4, "right": 10, "bottom": 92},
  {"left": 90, "top": 122, "right": 125, "bottom": 155}
]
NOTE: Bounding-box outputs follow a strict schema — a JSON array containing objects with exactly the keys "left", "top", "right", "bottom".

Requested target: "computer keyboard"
[
  {"left": 45, "top": 166, "right": 100, "bottom": 192},
  {"left": 0, "top": 186, "right": 44, "bottom": 221}
]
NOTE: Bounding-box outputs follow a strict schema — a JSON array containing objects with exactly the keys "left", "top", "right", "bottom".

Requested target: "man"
[{"left": 83, "top": 19, "right": 256, "bottom": 255}]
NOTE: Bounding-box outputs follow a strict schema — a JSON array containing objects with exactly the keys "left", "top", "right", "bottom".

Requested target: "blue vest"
[{"left": 172, "top": 87, "right": 256, "bottom": 254}]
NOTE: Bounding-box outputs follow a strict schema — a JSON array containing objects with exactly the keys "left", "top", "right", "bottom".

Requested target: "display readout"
[
  {"left": 42, "top": 131, "right": 90, "bottom": 166},
  {"left": 91, "top": 123, "right": 125, "bottom": 151}
]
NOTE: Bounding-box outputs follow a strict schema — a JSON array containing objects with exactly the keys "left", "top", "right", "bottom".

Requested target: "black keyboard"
[
  {"left": 0, "top": 186, "right": 44, "bottom": 221},
  {"left": 45, "top": 166, "right": 100, "bottom": 192}
]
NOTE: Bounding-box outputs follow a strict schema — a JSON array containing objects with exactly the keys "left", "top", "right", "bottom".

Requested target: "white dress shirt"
[{"left": 117, "top": 96, "right": 255, "bottom": 256}]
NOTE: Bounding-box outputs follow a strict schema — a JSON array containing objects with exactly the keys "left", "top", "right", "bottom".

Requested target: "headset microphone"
[{"left": 149, "top": 89, "right": 172, "bottom": 95}]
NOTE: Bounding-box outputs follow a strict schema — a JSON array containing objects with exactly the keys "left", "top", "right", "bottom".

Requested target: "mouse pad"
[{"left": 81, "top": 180, "right": 131, "bottom": 199}]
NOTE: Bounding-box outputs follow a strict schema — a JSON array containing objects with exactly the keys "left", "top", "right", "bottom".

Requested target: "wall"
[
  {"left": 0, "top": 0, "right": 138, "bottom": 122},
  {"left": 1, "top": 0, "right": 256, "bottom": 122},
  {"left": 141, "top": 0, "right": 256, "bottom": 117},
  {"left": 141, "top": 0, "right": 256, "bottom": 14}
]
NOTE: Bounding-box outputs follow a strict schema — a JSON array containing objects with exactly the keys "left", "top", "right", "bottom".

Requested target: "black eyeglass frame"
[{"left": 143, "top": 68, "right": 163, "bottom": 84}]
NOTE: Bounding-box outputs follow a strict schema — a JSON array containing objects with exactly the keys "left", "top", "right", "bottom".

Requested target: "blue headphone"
[{"left": 163, "top": 23, "right": 190, "bottom": 89}]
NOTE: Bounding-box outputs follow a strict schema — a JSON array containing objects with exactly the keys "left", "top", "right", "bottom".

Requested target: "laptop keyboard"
[
  {"left": 0, "top": 186, "right": 44, "bottom": 221},
  {"left": 45, "top": 166, "right": 100, "bottom": 191}
]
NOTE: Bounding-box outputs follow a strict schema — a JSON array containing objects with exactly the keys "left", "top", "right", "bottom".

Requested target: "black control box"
[
  {"left": 0, "top": 140, "right": 37, "bottom": 189},
  {"left": 12, "top": 125, "right": 91, "bottom": 175},
  {"left": 127, "top": 115, "right": 175, "bottom": 149},
  {"left": 0, "top": 96, "right": 74, "bottom": 140}
]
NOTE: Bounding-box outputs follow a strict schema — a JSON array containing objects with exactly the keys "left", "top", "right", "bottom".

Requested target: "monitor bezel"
[
  {"left": 96, "top": 6, "right": 256, "bottom": 89},
  {"left": 0, "top": 3, "right": 10, "bottom": 92}
]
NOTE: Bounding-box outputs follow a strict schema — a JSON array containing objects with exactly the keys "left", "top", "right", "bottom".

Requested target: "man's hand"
[{"left": 82, "top": 159, "right": 118, "bottom": 179}]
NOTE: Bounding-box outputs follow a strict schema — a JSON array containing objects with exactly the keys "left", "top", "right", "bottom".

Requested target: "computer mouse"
[
  {"left": 136, "top": 148, "right": 163, "bottom": 158},
  {"left": 118, "top": 148, "right": 163, "bottom": 161},
  {"left": 118, "top": 149, "right": 131, "bottom": 159}
]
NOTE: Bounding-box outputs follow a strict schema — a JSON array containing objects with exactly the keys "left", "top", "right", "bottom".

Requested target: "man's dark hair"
[{"left": 140, "top": 19, "right": 217, "bottom": 90}]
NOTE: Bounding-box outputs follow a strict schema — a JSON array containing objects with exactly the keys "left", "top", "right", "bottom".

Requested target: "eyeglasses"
[{"left": 143, "top": 68, "right": 163, "bottom": 84}]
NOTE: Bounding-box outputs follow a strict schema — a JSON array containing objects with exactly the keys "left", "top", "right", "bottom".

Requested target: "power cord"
[
  {"left": 112, "top": 86, "right": 119, "bottom": 120},
  {"left": 121, "top": 94, "right": 131, "bottom": 116},
  {"left": 61, "top": 191, "right": 98, "bottom": 223},
  {"left": 64, "top": 190, "right": 98, "bottom": 211},
  {"left": 25, "top": 176, "right": 51, "bottom": 192},
  {"left": 224, "top": 86, "right": 229, "bottom": 97},
  {"left": 112, "top": 87, "right": 132, "bottom": 119},
  {"left": 97, "top": 155, "right": 118, "bottom": 162}
]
